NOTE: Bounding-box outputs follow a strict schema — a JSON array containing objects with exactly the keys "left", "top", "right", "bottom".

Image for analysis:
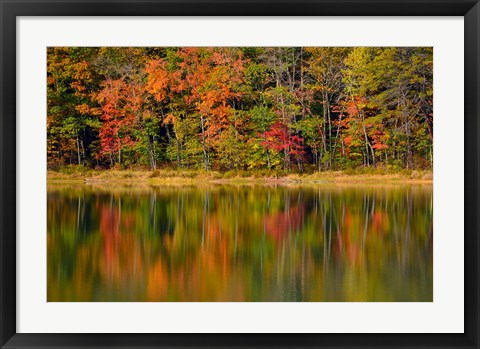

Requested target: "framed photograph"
[{"left": 1, "top": 0, "right": 478, "bottom": 348}]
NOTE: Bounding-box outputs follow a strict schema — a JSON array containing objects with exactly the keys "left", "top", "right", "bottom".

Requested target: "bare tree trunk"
[
  {"left": 80, "top": 134, "right": 86, "bottom": 162},
  {"left": 76, "top": 133, "right": 81, "bottom": 165},
  {"left": 363, "top": 121, "right": 376, "bottom": 167},
  {"left": 403, "top": 104, "right": 414, "bottom": 169},
  {"left": 332, "top": 110, "right": 345, "bottom": 166},
  {"left": 322, "top": 97, "right": 328, "bottom": 158},
  {"left": 352, "top": 98, "right": 375, "bottom": 167},
  {"left": 423, "top": 113, "right": 433, "bottom": 140},
  {"left": 152, "top": 135, "right": 157, "bottom": 169},
  {"left": 200, "top": 115, "right": 209, "bottom": 171},
  {"left": 326, "top": 96, "right": 332, "bottom": 168},
  {"left": 169, "top": 121, "right": 181, "bottom": 168}
]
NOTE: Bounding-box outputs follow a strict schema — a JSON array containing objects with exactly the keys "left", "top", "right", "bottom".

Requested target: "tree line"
[{"left": 47, "top": 47, "right": 433, "bottom": 172}]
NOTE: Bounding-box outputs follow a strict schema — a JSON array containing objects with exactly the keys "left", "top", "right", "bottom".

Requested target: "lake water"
[{"left": 47, "top": 183, "right": 433, "bottom": 302}]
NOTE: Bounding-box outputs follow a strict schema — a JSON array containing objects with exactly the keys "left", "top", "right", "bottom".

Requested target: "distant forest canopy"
[{"left": 47, "top": 47, "right": 433, "bottom": 172}]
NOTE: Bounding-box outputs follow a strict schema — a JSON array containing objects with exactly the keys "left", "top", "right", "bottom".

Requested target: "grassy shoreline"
[{"left": 47, "top": 168, "right": 433, "bottom": 185}]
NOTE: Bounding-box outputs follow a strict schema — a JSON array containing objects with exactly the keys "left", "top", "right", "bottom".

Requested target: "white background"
[{"left": 17, "top": 17, "right": 464, "bottom": 333}]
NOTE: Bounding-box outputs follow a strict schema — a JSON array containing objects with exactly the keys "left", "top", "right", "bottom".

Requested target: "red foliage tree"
[
  {"left": 261, "top": 121, "right": 305, "bottom": 168},
  {"left": 96, "top": 78, "right": 142, "bottom": 166}
]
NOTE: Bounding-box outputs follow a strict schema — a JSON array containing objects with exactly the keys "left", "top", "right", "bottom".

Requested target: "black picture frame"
[{"left": 1, "top": 0, "right": 478, "bottom": 348}]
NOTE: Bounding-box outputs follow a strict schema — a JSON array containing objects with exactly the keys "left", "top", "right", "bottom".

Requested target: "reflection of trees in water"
[{"left": 47, "top": 185, "right": 433, "bottom": 302}]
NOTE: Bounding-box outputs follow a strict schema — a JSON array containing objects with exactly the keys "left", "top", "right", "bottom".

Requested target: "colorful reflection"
[{"left": 47, "top": 184, "right": 433, "bottom": 302}]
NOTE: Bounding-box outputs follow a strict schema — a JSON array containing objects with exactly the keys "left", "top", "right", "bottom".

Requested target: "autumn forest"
[{"left": 47, "top": 47, "right": 433, "bottom": 173}]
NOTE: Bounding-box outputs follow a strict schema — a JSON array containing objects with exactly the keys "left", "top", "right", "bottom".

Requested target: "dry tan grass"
[{"left": 48, "top": 169, "right": 432, "bottom": 185}]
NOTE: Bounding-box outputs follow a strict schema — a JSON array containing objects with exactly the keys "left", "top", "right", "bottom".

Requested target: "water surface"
[{"left": 47, "top": 183, "right": 432, "bottom": 302}]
